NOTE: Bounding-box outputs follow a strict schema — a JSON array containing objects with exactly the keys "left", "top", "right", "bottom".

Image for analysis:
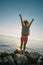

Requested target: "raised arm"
[
  {"left": 19, "top": 14, "right": 23, "bottom": 25},
  {"left": 29, "top": 18, "right": 34, "bottom": 26}
]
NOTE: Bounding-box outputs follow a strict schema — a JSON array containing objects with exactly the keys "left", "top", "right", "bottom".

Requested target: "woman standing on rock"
[{"left": 19, "top": 14, "right": 34, "bottom": 56}]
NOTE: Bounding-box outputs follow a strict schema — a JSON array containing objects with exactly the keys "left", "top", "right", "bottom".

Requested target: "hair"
[{"left": 23, "top": 20, "right": 29, "bottom": 25}]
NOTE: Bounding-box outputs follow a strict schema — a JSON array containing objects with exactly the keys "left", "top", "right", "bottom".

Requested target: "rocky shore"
[{"left": 0, "top": 49, "right": 43, "bottom": 65}]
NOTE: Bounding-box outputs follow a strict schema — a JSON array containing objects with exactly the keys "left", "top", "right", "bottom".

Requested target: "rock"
[
  {"left": 5, "top": 55, "right": 15, "bottom": 65},
  {"left": 1, "top": 52, "right": 8, "bottom": 58},
  {"left": 14, "top": 49, "right": 20, "bottom": 55},
  {"left": 3, "top": 57, "right": 8, "bottom": 63},
  {"left": 40, "top": 56, "right": 43, "bottom": 65},
  {"left": 29, "top": 51, "right": 39, "bottom": 59},
  {"left": 0, "top": 49, "right": 43, "bottom": 65},
  {"left": 0, "top": 58, "right": 2, "bottom": 62},
  {"left": 14, "top": 54, "right": 28, "bottom": 65},
  {"left": 25, "top": 51, "right": 40, "bottom": 64}
]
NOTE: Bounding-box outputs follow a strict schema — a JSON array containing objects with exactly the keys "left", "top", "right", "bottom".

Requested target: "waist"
[{"left": 21, "top": 36, "right": 28, "bottom": 38}]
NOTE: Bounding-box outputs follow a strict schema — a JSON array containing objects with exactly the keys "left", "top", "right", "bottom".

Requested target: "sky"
[{"left": 0, "top": 0, "right": 43, "bottom": 40}]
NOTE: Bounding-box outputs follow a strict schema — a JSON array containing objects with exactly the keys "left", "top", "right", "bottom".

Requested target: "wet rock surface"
[{"left": 0, "top": 49, "right": 43, "bottom": 65}]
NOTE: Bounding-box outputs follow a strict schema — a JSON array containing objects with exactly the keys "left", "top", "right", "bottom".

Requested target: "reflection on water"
[{"left": 0, "top": 35, "right": 43, "bottom": 55}]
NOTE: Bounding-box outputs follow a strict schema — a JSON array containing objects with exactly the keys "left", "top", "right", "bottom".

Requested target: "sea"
[{"left": 0, "top": 35, "right": 43, "bottom": 55}]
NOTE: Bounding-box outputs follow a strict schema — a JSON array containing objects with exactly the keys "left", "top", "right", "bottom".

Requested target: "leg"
[
  {"left": 23, "top": 41, "right": 27, "bottom": 55},
  {"left": 20, "top": 40, "right": 23, "bottom": 51},
  {"left": 20, "top": 40, "right": 23, "bottom": 55},
  {"left": 23, "top": 37, "right": 28, "bottom": 55}
]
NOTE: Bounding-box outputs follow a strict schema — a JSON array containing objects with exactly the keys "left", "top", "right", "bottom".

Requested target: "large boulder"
[
  {"left": 27, "top": 51, "right": 40, "bottom": 64},
  {"left": 14, "top": 54, "right": 28, "bottom": 65},
  {"left": 29, "top": 51, "right": 39, "bottom": 59},
  {"left": 3, "top": 55, "right": 15, "bottom": 65}
]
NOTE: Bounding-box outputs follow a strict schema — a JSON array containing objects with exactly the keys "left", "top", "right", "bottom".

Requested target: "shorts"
[{"left": 21, "top": 36, "right": 28, "bottom": 43}]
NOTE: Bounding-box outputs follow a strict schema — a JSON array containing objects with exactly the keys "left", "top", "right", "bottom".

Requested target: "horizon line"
[{"left": 0, "top": 34, "right": 43, "bottom": 41}]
